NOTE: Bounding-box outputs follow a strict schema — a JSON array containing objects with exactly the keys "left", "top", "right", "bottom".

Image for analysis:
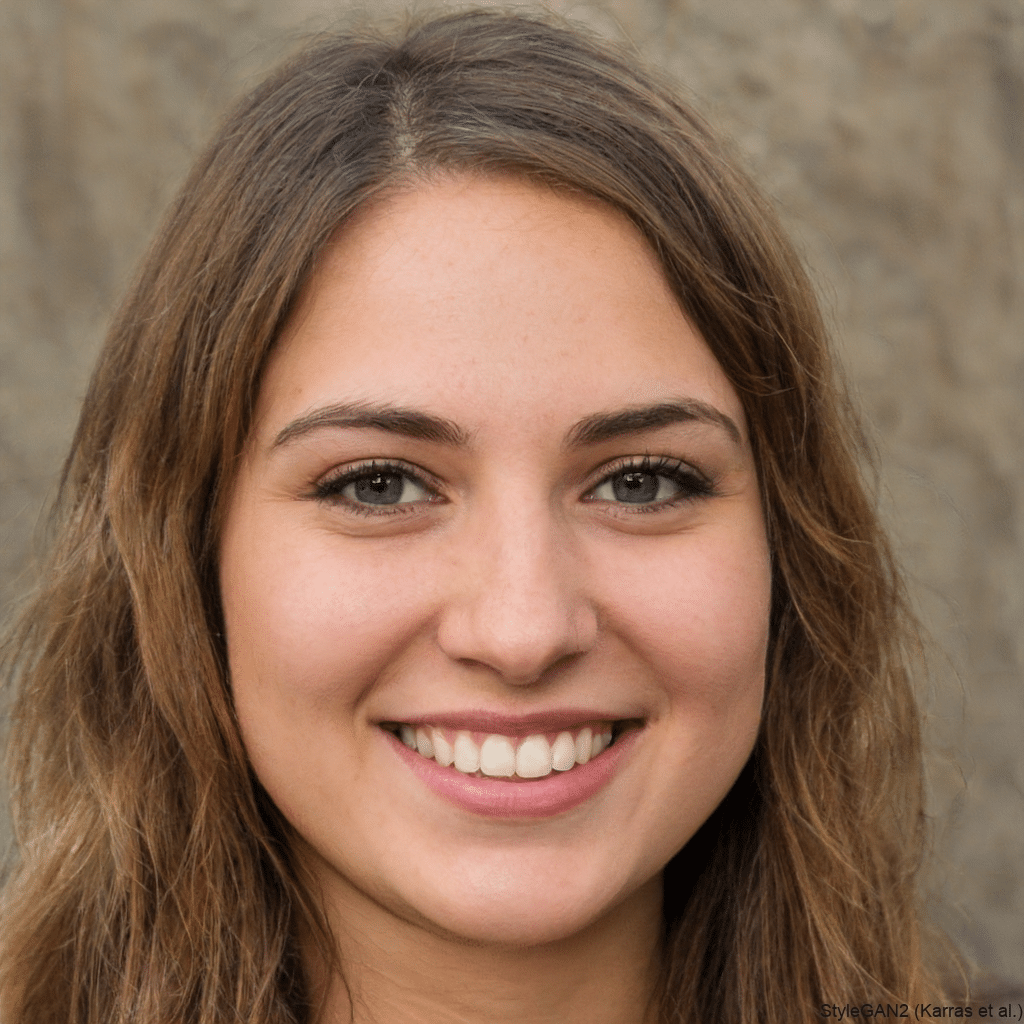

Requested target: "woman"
[{"left": 0, "top": 8, "right": 946, "bottom": 1021}]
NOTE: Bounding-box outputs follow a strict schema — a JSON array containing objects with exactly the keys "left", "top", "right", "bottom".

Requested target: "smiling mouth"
[{"left": 380, "top": 720, "right": 640, "bottom": 780}]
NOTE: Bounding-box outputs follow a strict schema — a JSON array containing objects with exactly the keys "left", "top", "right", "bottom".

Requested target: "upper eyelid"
[
  {"left": 586, "top": 454, "right": 708, "bottom": 487},
  {"left": 310, "top": 460, "right": 443, "bottom": 517},
  {"left": 317, "top": 458, "right": 441, "bottom": 490},
  {"left": 312, "top": 454, "right": 711, "bottom": 503}
]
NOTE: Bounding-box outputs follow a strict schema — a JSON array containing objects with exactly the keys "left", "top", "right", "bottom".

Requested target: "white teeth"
[
  {"left": 433, "top": 729, "right": 454, "bottom": 767},
  {"left": 453, "top": 731, "right": 480, "bottom": 774},
  {"left": 415, "top": 727, "right": 434, "bottom": 759},
  {"left": 395, "top": 721, "right": 624, "bottom": 778},
  {"left": 552, "top": 731, "right": 576, "bottom": 771},
  {"left": 575, "top": 727, "right": 592, "bottom": 765},
  {"left": 479, "top": 735, "right": 516, "bottom": 777},
  {"left": 516, "top": 734, "right": 553, "bottom": 779},
  {"left": 591, "top": 727, "right": 613, "bottom": 759}
]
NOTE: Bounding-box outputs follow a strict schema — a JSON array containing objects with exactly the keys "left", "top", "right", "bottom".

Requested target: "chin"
[
  {"left": 389, "top": 852, "right": 654, "bottom": 949},
  {"left": 412, "top": 895, "right": 620, "bottom": 949}
]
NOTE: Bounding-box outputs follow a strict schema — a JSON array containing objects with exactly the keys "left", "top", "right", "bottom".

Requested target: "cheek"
[
  {"left": 219, "top": 509, "right": 437, "bottom": 710},
  {"left": 218, "top": 509, "right": 442, "bottom": 828},
  {"left": 597, "top": 520, "right": 771, "bottom": 713},
  {"left": 570, "top": 518, "right": 770, "bottom": 881}
]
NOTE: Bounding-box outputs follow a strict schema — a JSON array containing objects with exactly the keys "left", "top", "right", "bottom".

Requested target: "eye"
[
  {"left": 587, "top": 457, "right": 713, "bottom": 509},
  {"left": 313, "top": 461, "right": 439, "bottom": 513}
]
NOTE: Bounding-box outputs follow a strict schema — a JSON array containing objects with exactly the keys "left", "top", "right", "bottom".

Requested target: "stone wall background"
[{"left": 1, "top": 0, "right": 1021, "bottom": 991}]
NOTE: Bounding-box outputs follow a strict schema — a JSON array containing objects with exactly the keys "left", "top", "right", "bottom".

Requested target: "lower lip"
[{"left": 385, "top": 727, "right": 641, "bottom": 819}]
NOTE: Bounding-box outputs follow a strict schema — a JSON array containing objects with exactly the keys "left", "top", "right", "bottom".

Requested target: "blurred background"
[{"left": 1, "top": 0, "right": 1021, "bottom": 992}]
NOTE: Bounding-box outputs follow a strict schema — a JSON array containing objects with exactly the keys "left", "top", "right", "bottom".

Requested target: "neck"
[{"left": 304, "top": 875, "right": 664, "bottom": 1024}]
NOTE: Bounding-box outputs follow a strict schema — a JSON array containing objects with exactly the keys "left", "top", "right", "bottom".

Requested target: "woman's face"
[{"left": 219, "top": 175, "right": 771, "bottom": 947}]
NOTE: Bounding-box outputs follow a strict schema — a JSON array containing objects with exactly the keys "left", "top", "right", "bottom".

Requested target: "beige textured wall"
[{"left": 1, "top": 0, "right": 1021, "bottom": 989}]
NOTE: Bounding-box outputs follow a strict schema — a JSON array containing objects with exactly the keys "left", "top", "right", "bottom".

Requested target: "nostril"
[{"left": 434, "top": 541, "right": 598, "bottom": 684}]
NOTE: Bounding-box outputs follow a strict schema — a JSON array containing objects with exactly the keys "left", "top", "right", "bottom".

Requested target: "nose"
[{"left": 435, "top": 500, "right": 598, "bottom": 686}]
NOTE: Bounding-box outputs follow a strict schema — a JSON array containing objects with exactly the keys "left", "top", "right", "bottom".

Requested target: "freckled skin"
[{"left": 219, "top": 175, "right": 771, "bottom": 1021}]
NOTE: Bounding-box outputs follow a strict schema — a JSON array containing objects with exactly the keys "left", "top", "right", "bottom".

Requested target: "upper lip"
[{"left": 379, "top": 708, "right": 642, "bottom": 735}]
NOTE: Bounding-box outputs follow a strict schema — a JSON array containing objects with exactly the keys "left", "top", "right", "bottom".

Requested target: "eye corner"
[
  {"left": 583, "top": 454, "right": 717, "bottom": 512},
  {"left": 309, "top": 458, "right": 446, "bottom": 515}
]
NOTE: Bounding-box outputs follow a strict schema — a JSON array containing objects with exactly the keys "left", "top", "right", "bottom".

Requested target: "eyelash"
[
  {"left": 311, "top": 455, "right": 715, "bottom": 516},
  {"left": 586, "top": 455, "right": 716, "bottom": 513},
  {"left": 311, "top": 459, "right": 440, "bottom": 516}
]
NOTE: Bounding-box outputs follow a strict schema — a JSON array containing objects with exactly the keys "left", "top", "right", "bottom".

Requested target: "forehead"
[{"left": 256, "top": 174, "right": 747, "bottom": 444}]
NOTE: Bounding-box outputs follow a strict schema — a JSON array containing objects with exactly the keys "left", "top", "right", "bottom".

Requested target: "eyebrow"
[
  {"left": 564, "top": 400, "right": 743, "bottom": 448},
  {"left": 271, "top": 398, "right": 742, "bottom": 451},
  {"left": 272, "top": 401, "right": 470, "bottom": 449}
]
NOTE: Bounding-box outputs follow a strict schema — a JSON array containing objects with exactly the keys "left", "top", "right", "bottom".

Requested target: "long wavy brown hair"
[{"left": 1, "top": 7, "right": 944, "bottom": 1022}]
